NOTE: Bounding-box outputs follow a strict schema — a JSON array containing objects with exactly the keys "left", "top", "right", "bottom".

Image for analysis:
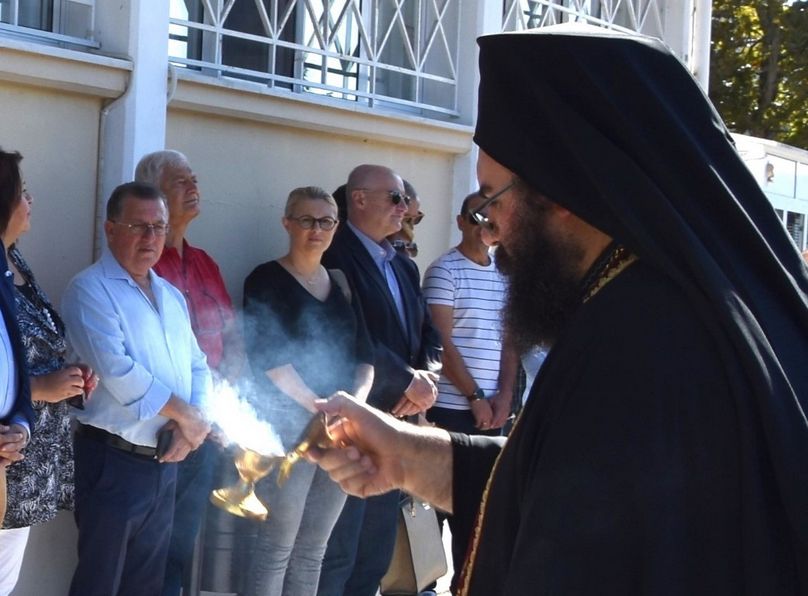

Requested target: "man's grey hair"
[{"left": 134, "top": 150, "right": 189, "bottom": 187}]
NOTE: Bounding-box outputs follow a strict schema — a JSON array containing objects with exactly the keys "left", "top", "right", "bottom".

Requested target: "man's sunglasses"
[{"left": 358, "top": 188, "right": 411, "bottom": 206}]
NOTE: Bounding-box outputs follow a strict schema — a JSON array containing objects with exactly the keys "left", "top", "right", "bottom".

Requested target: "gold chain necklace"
[{"left": 580, "top": 244, "right": 638, "bottom": 303}]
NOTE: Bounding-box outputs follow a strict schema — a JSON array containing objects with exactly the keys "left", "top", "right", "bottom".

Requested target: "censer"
[
  {"left": 209, "top": 446, "right": 284, "bottom": 522},
  {"left": 210, "top": 412, "right": 338, "bottom": 521}
]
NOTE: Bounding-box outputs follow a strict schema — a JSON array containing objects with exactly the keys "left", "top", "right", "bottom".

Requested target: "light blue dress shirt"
[
  {"left": 61, "top": 251, "right": 212, "bottom": 448},
  {"left": 347, "top": 221, "right": 406, "bottom": 326}
]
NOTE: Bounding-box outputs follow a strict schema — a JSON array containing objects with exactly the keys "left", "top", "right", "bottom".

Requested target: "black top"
[
  {"left": 243, "top": 261, "right": 373, "bottom": 427},
  {"left": 474, "top": 25, "right": 808, "bottom": 589},
  {"left": 453, "top": 262, "right": 800, "bottom": 595}
]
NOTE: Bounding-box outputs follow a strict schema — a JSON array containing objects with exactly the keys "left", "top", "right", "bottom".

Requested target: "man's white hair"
[{"left": 134, "top": 150, "right": 190, "bottom": 187}]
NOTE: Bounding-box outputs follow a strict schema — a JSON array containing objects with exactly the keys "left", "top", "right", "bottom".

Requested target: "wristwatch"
[{"left": 467, "top": 387, "right": 485, "bottom": 403}]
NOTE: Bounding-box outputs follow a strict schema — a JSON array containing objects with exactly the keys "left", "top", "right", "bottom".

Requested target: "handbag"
[
  {"left": 380, "top": 494, "right": 448, "bottom": 595},
  {"left": 0, "top": 466, "right": 6, "bottom": 526}
]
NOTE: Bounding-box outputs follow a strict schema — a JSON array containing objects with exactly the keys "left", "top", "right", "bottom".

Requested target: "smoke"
[{"left": 203, "top": 378, "right": 285, "bottom": 457}]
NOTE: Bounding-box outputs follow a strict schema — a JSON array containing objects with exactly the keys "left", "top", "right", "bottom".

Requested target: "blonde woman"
[{"left": 243, "top": 187, "right": 373, "bottom": 596}]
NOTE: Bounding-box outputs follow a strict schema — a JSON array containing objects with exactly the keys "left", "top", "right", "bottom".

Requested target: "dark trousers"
[
  {"left": 162, "top": 440, "right": 218, "bottom": 596},
  {"left": 317, "top": 490, "right": 400, "bottom": 596},
  {"left": 70, "top": 432, "right": 177, "bottom": 596},
  {"left": 426, "top": 407, "right": 499, "bottom": 593}
]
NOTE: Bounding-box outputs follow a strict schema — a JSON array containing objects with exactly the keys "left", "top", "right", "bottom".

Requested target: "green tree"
[{"left": 710, "top": 0, "right": 808, "bottom": 149}]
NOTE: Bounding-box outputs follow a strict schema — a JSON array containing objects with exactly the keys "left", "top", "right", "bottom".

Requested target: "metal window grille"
[
  {"left": 0, "top": 0, "right": 97, "bottom": 48},
  {"left": 168, "top": 0, "right": 460, "bottom": 118},
  {"left": 786, "top": 211, "right": 805, "bottom": 250},
  {"left": 501, "top": 0, "right": 665, "bottom": 38}
]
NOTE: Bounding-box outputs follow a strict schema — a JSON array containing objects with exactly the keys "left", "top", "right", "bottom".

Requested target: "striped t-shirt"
[{"left": 422, "top": 247, "right": 507, "bottom": 410}]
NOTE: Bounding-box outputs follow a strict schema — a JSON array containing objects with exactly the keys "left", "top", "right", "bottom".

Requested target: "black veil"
[{"left": 474, "top": 24, "right": 808, "bottom": 580}]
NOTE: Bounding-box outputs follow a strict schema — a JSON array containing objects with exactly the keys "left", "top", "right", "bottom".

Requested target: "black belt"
[{"left": 76, "top": 423, "right": 158, "bottom": 459}]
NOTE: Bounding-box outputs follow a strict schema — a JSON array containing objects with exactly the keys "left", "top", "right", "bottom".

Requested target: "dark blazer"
[
  {"left": 0, "top": 247, "right": 33, "bottom": 429},
  {"left": 323, "top": 224, "right": 442, "bottom": 412}
]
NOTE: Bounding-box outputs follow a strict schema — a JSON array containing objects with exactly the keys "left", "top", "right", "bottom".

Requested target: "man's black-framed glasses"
[
  {"left": 469, "top": 181, "right": 515, "bottom": 230},
  {"left": 110, "top": 221, "right": 170, "bottom": 236},
  {"left": 358, "top": 188, "right": 411, "bottom": 206},
  {"left": 288, "top": 215, "right": 338, "bottom": 230}
]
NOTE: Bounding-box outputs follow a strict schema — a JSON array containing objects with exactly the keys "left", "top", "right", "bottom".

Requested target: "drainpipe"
[
  {"left": 167, "top": 62, "right": 178, "bottom": 105},
  {"left": 93, "top": 70, "right": 133, "bottom": 259}
]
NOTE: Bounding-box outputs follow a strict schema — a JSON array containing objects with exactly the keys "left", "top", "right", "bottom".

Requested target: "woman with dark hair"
[
  {"left": 243, "top": 186, "right": 374, "bottom": 596},
  {"left": 0, "top": 148, "right": 96, "bottom": 594}
]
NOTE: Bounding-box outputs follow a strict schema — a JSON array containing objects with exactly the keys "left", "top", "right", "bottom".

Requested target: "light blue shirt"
[
  {"left": 61, "top": 251, "right": 212, "bottom": 448},
  {"left": 347, "top": 221, "right": 406, "bottom": 326}
]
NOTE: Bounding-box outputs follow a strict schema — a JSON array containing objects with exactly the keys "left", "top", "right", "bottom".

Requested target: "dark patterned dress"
[{"left": 1, "top": 246, "right": 73, "bottom": 529}]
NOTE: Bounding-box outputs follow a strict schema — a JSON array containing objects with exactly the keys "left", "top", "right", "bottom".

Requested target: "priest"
[{"left": 309, "top": 24, "right": 808, "bottom": 596}]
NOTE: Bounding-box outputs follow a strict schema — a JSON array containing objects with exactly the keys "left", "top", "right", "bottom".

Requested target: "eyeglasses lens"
[
  {"left": 131, "top": 223, "right": 169, "bottom": 236},
  {"left": 295, "top": 216, "right": 336, "bottom": 230},
  {"left": 389, "top": 192, "right": 411, "bottom": 206}
]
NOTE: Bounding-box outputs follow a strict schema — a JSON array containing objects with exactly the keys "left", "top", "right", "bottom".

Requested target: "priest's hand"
[
  {"left": 307, "top": 392, "right": 405, "bottom": 498},
  {"left": 307, "top": 392, "right": 454, "bottom": 512}
]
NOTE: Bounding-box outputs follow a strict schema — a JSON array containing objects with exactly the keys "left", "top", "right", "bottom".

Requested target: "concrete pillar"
[
  {"left": 449, "top": 0, "right": 504, "bottom": 244},
  {"left": 92, "top": 0, "right": 170, "bottom": 255},
  {"left": 690, "top": 0, "right": 713, "bottom": 92}
]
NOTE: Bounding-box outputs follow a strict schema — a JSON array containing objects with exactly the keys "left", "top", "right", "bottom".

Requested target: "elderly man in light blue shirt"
[{"left": 61, "top": 181, "right": 212, "bottom": 596}]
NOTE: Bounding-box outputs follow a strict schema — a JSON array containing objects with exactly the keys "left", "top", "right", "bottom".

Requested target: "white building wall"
[
  {"left": 734, "top": 133, "right": 808, "bottom": 252},
  {"left": 166, "top": 105, "right": 461, "bottom": 300}
]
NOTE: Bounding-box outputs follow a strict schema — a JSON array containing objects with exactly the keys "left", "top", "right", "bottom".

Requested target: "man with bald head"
[{"left": 317, "top": 164, "right": 442, "bottom": 596}]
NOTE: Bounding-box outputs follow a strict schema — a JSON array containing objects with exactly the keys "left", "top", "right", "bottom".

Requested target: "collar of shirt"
[
  {"left": 157, "top": 238, "right": 192, "bottom": 266},
  {"left": 347, "top": 221, "right": 397, "bottom": 274},
  {"left": 99, "top": 249, "right": 159, "bottom": 289}
]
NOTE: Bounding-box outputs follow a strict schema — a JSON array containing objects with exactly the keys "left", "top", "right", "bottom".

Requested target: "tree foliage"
[{"left": 709, "top": 0, "right": 808, "bottom": 149}]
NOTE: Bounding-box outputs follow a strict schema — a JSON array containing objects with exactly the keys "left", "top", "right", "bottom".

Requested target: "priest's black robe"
[{"left": 452, "top": 260, "right": 799, "bottom": 595}]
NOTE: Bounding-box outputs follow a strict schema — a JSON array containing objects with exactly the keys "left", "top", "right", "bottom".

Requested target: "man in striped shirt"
[{"left": 422, "top": 191, "right": 518, "bottom": 592}]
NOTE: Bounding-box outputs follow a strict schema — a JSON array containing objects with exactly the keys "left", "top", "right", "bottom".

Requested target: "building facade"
[
  {"left": 734, "top": 133, "right": 808, "bottom": 253},
  {"left": 1, "top": 1, "right": 710, "bottom": 593}
]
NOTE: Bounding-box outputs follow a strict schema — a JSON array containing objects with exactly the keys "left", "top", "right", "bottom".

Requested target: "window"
[
  {"left": 169, "top": 0, "right": 460, "bottom": 118},
  {"left": 0, "top": 0, "right": 96, "bottom": 47},
  {"left": 765, "top": 155, "right": 797, "bottom": 198},
  {"left": 501, "top": 0, "right": 665, "bottom": 39},
  {"left": 786, "top": 211, "right": 806, "bottom": 251}
]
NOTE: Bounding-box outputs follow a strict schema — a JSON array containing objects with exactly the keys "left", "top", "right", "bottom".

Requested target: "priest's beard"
[{"left": 495, "top": 192, "right": 585, "bottom": 353}]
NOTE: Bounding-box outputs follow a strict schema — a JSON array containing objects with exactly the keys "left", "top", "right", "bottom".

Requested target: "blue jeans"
[
  {"left": 317, "top": 490, "right": 400, "bottom": 596},
  {"left": 245, "top": 460, "right": 347, "bottom": 596},
  {"left": 162, "top": 440, "right": 218, "bottom": 596},
  {"left": 70, "top": 433, "right": 176, "bottom": 596}
]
